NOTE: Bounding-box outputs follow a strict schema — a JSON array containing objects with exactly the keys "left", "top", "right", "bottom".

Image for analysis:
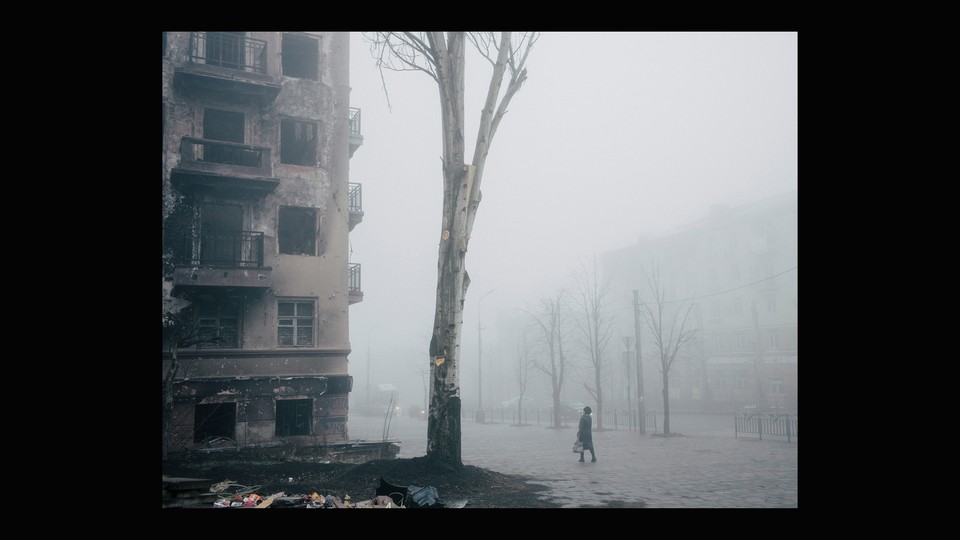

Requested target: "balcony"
[
  {"left": 348, "top": 263, "right": 363, "bottom": 304},
  {"left": 348, "top": 182, "right": 363, "bottom": 231},
  {"left": 169, "top": 229, "right": 272, "bottom": 289},
  {"left": 349, "top": 107, "right": 363, "bottom": 158},
  {"left": 174, "top": 32, "right": 281, "bottom": 104},
  {"left": 171, "top": 137, "right": 279, "bottom": 198}
]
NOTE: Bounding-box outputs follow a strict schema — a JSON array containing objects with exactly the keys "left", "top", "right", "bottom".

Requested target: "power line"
[{"left": 615, "top": 265, "right": 798, "bottom": 311}]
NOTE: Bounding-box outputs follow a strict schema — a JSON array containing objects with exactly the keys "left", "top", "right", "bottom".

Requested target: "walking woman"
[{"left": 577, "top": 406, "right": 597, "bottom": 463}]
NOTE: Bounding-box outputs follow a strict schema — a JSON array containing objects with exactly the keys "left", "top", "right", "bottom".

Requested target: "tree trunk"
[
  {"left": 426, "top": 164, "right": 468, "bottom": 466},
  {"left": 594, "top": 364, "right": 603, "bottom": 430},
  {"left": 425, "top": 33, "right": 468, "bottom": 468},
  {"left": 662, "top": 365, "right": 671, "bottom": 434}
]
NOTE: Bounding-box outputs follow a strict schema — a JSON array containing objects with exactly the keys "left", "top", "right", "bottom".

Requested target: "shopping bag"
[{"left": 572, "top": 440, "right": 583, "bottom": 453}]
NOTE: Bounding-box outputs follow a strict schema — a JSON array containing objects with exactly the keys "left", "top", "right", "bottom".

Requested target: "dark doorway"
[
  {"left": 200, "top": 203, "right": 243, "bottom": 265},
  {"left": 203, "top": 108, "right": 245, "bottom": 165},
  {"left": 205, "top": 32, "right": 244, "bottom": 69}
]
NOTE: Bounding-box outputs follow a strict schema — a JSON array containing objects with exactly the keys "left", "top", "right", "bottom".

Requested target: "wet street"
[{"left": 347, "top": 411, "right": 798, "bottom": 508}]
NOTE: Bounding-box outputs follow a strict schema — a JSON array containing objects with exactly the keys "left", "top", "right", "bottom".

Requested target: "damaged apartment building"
[{"left": 162, "top": 32, "right": 364, "bottom": 453}]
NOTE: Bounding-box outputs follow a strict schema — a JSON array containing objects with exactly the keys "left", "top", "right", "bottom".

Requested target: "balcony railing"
[
  {"left": 348, "top": 183, "right": 364, "bottom": 231},
  {"left": 349, "top": 108, "right": 362, "bottom": 137},
  {"left": 349, "top": 107, "right": 363, "bottom": 158},
  {"left": 188, "top": 32, "right": 267, "bottom": 74},
  {"left": 348, "top": 263, "right": 361, "bottom": 293},
  {"left": 171, "top": 229, "right": 265, "bottom": 268},
  {"left": 180, "top": 137, "right": 270, "bottom": 170},
  {"left": 349, "top": 183, "right": 362, "bottom": 213}
]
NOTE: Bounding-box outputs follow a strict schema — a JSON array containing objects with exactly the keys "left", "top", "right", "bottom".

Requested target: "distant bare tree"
[
  {"left": 524, "top": 290, "right": 570, "bottom": 429},
  {"left": 511, "top": 333, "right": 534, "bottom": 425},
  {"left": 364, "top": 32, "right": 538, "bottom": 467},
  {"left": 639, "top": 263, "right": 697, "bottom": 435},
  {"left": 571, "top": 255, "right": 616, "bottom": 430},
  {"left": 407, "top": 349, "right": 430, "bottom": 416}
]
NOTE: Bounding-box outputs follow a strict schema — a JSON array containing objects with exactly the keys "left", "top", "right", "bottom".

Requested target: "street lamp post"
[
  {"left": 366, "top": 323, "right": 381, "bottom": 415},
  {"left": 477, "top": 288, "right": 495, "bottom": 423}
]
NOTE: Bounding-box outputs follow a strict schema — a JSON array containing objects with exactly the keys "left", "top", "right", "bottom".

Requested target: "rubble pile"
[{"left": 206, "top": 477, "right": 466, "bottom": 509}]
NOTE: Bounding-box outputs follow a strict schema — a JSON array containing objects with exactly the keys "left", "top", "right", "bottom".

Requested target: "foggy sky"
[{"left": 345, "top": 32, "right": 798, "bottom": 409}]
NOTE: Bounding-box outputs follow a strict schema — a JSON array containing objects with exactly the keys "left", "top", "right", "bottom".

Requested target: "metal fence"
[
  {"left": 461, "top": 408, "right": 659, "bottom": 432},
  {"left": 735, "top": 413, "right": 798, "bottom": 442}
]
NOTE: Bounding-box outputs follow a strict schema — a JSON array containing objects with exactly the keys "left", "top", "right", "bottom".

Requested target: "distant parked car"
[
  {"left": 561, "top": 401, "right": 587, "bottom": 415},
  {"left": 408, "top": 405, "right": 426, "bottom": 420},
  {"left": 500, "top": 396, "right": 535, "bottom": 409}
]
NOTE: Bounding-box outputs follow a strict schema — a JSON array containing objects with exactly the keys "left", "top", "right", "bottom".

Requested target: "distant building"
[
  {"left": 162, "top": 32, "right": 365, "bottom": 452},
  {"left": 602, "top": 191, "right": 798, "bottom": 414}
]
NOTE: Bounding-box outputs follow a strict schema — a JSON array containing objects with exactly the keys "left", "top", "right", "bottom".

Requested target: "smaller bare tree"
[
  {"left": 523, "top": 289, "right": 569, "bottom": 429},
  {"left": 571, "top": 255, "right": 616, "bottom": 429},
  {"left": 639, "top": 263, "right": 697, "bottom": 435},
  {"left": 511, "top": 333, "right": 534, "bottom": 426}
]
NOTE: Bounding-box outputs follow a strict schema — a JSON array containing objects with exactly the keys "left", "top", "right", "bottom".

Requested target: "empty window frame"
[
  {"left": 282, "top": 33, "right": 319, "bottom": 80},
  {"left": 194, "top": 295, "right": 242, "bottom": 349},
  {"left": 278, "top": 299, "right": 314, "bottom": 347},
  {"left": 276, "top": 398, "right": 312, "bottom": 436},
  {"left": 194, "top": 402, "right": 237, "bottom": 443},
  {"left": 280, "top": 118, "right": 318, "bottom": 166},
  {"left": 278, "top": 207, "right": 316, "bottom": 255}
]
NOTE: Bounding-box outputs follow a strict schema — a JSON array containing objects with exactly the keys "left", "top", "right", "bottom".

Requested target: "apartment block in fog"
[
  {"left": 602, "top": 191, "right": 798, "bottom": 413},
  {"left": 162, "top": 32, "right": 365, "bottom": 452}
]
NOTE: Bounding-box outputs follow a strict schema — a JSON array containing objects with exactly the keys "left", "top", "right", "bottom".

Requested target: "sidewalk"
[{"left": 348, "top": 412, "right": 798, "bottom": 508}]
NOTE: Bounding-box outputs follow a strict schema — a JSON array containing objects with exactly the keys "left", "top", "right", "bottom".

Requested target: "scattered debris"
[{"left": 207, "top": 475, "right": 467, "bottom": 508}]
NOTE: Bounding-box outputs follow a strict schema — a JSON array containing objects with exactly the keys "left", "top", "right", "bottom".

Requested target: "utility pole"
[
  {"left": 477, "top": 289, "right": 495, "bottom": 423},
  {"left": 633, "top": 290, "right": 646, "bottom": 434},
  {"left": 621, "top": 336, "right": 633, "bottom": 418},
  {"left": 751, "top": 300, "right": 767, "bottom": 410}
]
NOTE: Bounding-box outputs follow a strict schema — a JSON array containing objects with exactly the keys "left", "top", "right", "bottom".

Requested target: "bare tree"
[
  {"left": 638, "top": 263, "right": 697, "bottom": 435},
  {"left": 511, "top": 333, "right": 534, "bottom": 426},
  {"left": 523, "top": 290, "right": 569, "bottom": 429},
  {"left": 162, "top": 283, "right": 224, "bottom": 459},
  {"left": 407, "top": 350, "right": 430, "bottom": 417},
  {"left": 571, "top": 255, "right": 616, "bottom": 430},
  {"left": 364, "top": 32, "right": 539, "bottom": 467}
]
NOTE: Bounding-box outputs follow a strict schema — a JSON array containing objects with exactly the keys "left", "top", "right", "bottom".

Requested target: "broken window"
[
  {"left": 194, "top": 402, "right": 236, "bottom": 443},
  {"left": 278, "top": 207, "right": 316, "bottom": 255},
  {"left": 280, "top": 118, "right": 318, "bottom": 166},
  {"left": 282, "top": 33, "right": 319, "bottom": 80},
  {"left": 276, "top": 399, "right": 312, "bottom": 436},
  {"left": 194, "top": 294, "right": 242, "bottom": 349},
  {"left": 278, "top": 300, "right": 314, "bottom": 347}
]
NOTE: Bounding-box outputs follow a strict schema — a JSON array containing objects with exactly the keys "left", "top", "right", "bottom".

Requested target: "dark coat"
[{"left": 577, "top": 413, "right": 593, "bottom": 450}]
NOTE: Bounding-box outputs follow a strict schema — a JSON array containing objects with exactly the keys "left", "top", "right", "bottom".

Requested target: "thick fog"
[{"left": 346, "top": 32, "right": 797, "bottom": 413}]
